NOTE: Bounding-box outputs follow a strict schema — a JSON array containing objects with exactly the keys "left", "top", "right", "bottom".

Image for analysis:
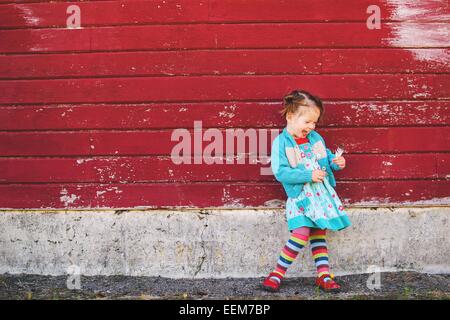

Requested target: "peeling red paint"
[{"left": 0, "top": 0, "right": 448, "bottom": 208}]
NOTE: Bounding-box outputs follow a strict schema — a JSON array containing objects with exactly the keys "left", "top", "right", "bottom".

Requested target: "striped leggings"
[{"left": 271, "top": 226, "right": 330, "bottom": 279}]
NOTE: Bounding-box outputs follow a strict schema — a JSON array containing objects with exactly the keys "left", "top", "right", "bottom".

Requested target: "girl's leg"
[
  {"left": 309, "top": 228, "right": 341, "bottom": 291},
  {"left": 263, "top": 226, "right": 310, "bottom": 289},
  {"left": 309, "top": 228, "right": 332, "bottom": 281}
]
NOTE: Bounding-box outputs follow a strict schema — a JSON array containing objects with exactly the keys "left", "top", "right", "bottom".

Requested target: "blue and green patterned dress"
[{"left": 285, "top": 139, "right": 352, "bottom": 231}]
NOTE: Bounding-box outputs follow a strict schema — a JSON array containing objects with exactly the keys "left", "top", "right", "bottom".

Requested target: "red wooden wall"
[{"left": 0, "top": 0, "right": 449, "bottom": 209}]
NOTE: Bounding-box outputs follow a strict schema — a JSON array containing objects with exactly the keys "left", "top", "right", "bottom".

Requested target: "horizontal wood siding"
[{"left": 0, "top": 0, "right": 449, "bottom": 208}]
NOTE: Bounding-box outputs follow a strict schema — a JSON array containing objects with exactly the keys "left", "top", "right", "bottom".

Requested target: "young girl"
[{"left": 263, "top": 89, "right": 351, "bottom": 292}]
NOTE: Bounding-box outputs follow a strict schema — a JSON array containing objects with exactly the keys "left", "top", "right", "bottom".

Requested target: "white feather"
[{"left": 335, "top": 147, "right": 344, "bottom": 158}]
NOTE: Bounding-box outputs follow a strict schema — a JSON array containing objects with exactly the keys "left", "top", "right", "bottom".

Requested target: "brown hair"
[{"left": 280, "top": 90, "right": 324, "bottom": 122}]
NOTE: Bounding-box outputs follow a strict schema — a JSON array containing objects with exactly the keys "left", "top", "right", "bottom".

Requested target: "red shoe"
[
  {"left": 262, "top": 272, "right": 282, "bottom": 292},
  {"left": 315, "top": 274, "right": 341, "bottom": 292}
]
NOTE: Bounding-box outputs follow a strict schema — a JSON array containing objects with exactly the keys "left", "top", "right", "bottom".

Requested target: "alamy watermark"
[
  {"left": 170, "top": 121, "right": 279, "bottom": 175},
  {"left": 367, "top": 5, "right": 381, "bottom": 29},
  {"left": 366, "top": 265, "right": 382, "bottom": 290},
  {"left": 66, "top": 5, "right": 81, "bottom": 29},
  {"left": 66, "top": 264, "right": 81, "bottom": 290}
]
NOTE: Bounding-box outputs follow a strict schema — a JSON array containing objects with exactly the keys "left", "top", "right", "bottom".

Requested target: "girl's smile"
[{"left": 286, "top": 107, "right": 321, "bottom": 138}]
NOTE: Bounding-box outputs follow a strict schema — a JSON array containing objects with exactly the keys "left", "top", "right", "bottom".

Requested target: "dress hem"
[{"left": 288, "top": 214, "right": 352, "bottom": 232}]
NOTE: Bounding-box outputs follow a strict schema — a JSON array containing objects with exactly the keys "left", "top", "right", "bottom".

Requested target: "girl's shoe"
[
  {"left": 262, "top": 272, "right": 282, "bottom": 292},
  {"left": 315, "top": 273, "right": 341, "bottom": 292}
]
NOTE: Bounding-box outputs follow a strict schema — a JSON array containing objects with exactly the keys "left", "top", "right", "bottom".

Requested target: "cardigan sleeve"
[
  {"left": 314, "top": 130, "right": 342, "bottom": 172},
  {"left": 326, "top": 148, "right": 342, "bottom": 171},
  {"left": 271, "top": 137, "right": 313, "bottom": 184}
]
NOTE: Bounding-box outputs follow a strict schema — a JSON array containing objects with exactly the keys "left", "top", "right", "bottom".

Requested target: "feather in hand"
[{"left": 335, "top": 146, "right": 344, "bottom": 158}]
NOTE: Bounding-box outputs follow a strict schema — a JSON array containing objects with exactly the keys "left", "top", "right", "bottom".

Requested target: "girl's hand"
[
  {"left": 333, "top": 156, "right": 346, "bottom": 169},
  {"left": 312, "top": 169, "right": 327, "bottom": 183}
]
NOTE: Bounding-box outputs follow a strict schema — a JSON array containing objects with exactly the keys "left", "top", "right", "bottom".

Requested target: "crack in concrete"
[{"left": 193, "top": 223, "right": 208, "bottom": 277}]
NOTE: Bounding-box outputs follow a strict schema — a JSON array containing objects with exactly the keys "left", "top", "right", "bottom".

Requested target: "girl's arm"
[
  {"left": 315, "top": 132, "right": 342, "bottom": 172},
  {"left": 271, "top": 138, "right": 313, "bottom": 184},
  {"left": 326, "top": 148, "right": 342, "bottom": 171}
]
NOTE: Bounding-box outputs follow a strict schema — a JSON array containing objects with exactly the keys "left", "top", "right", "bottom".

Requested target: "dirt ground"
[{"left": 0, "top": 271, "right": 448, "bottom": 300}]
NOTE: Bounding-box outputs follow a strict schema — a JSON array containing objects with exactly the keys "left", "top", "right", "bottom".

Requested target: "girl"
[{"left": 263, "top": 90, "right": 351, "bottom": 292}]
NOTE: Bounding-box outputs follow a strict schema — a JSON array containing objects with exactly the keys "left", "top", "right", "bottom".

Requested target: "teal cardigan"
[{"left": 271, "top": 128, "right": 342, "bottom": 199}]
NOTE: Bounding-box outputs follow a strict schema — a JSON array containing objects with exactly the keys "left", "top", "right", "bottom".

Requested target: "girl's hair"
[{"left": 280, "top": 90, "right": 324, "bottom": 122}]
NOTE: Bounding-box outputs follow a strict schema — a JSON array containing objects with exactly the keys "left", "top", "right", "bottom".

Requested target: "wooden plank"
[
  {"left": 0, "top": 103, "right": 282, "bottom": 130},
  {"left": 322, "top": 49, "right": 450, "bottom": 74},
  {"left": 0, "top": 127, "right": 448, "bottom": 156},
  {"left": 0, "top": 156, "right": 272, "bottom": 183},
  {"left": 3, "top": 0, "right": 79, "bottom": 2},
  {"left": 1, "top": 101, "right": 447, "bottom": 130},
  {"left": 0, "top": 23, "right": 448, "bottom": 54},
  {"left": 0, "top": 182, "right": 285, "bottom": 209},
  {"left": 437, "top": 153, "right": 450, "bottom": 179},
  {"left": 323, "top": 101, "right": 450, "bottom": 127},
  {"left": 0, "top": 50, "right": 322, "bottom": 79},
  {"left": 336, "top": 180, "right": 450, "bottom": 205},
  {"left": 208, "top": 0, "right": 450, "bottom": 23},
  {"left": 0, "top": 0, "right": 447, "bottom": 28},
  {"left": 334, "top": 154, "right": 444, "bottom": 180},
  {"left": 322, "top": 127, "right": 450, "bottom": 154},
  {"left": 1, "top": 74, "right": 448, "bottom": 104},
  {"left": 0, "top": 1, "right": 208, "bottom": 28},
  {"left": 1, "top": 49, "right": 449, "bottom": 80},
  {"left": 0, "top": 180, "right": 448, "bottom": 209},
  {"left": 0, "top": 153, "right": 446, "bottom": 183}
]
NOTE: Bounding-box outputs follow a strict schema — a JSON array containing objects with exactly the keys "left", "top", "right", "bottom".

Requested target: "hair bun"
[{"left": 284, "top": 95, "right": 294, "bottom": 103}]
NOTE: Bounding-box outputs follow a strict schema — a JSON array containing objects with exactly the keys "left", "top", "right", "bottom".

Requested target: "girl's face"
[{"left": 286, "top": 106, "right": 320, "bottom": 138}]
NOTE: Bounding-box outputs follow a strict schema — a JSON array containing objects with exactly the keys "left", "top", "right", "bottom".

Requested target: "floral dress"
[{"left": 285, "top": 139, "right": 352, "bottom": 232}]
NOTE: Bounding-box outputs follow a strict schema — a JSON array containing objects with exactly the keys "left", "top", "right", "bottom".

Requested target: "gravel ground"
[{"left": 0, "top": 272, "right": 449, "bottom": 300}]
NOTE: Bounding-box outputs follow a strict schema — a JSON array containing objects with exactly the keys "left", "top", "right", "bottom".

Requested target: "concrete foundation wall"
[{"left": 0, "top": 207, "right": 449, "bottom": 278}]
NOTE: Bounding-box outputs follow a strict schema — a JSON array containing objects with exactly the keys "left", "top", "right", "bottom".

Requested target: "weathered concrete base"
[{"left": 0, "top": 207, "right": 449, "bottom": 278}]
